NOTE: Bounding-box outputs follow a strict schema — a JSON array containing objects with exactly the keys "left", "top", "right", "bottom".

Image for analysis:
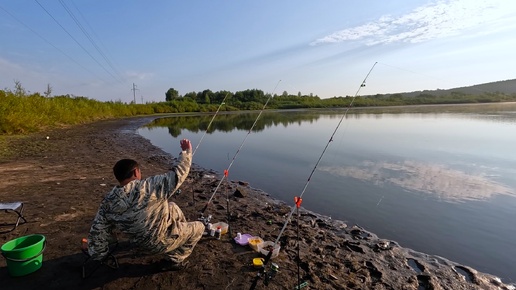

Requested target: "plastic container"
[
  {"left": 234, "top": 233, "right": 253, "bottom": 246},
  {"left": 1, "top": 234, "right": 46, "bottom": 276},
  {"left": 211, "top": 222, "right": 228, "bottom": 235},
  {"left": 259, "top": 241, "right": 281, "bottom": 259},
  {"left": 248, "top": 236, "right": 264, "bottom": 252}
]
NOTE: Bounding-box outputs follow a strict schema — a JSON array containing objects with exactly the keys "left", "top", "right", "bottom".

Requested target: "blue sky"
[{"left": 1, "top": 0, "right": 515, "bottom": 103}]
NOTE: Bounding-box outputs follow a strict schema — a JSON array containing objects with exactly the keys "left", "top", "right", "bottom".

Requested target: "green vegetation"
[
  {"left": 351, "top": 91, "right": 516, "bottom": 107},
  {"left": 2, "top": 81, "right": 516, "bottom": 136}
]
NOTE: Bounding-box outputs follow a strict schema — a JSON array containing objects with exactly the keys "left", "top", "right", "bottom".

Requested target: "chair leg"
[
  {"left": 0, "top": 203, "right": 27, "bottom": 233},
  {"left": 14, "top": 203, "right": 27, "bottom": 229},
  {"left": 82, "top": 243, "right": 119, "bottom": 278}
]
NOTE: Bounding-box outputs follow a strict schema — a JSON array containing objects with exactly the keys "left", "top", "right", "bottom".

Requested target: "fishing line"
[
  {"left": 249, "top": 62, "right": 377, "bottom": 290},
  {"left": 376, "top": 195, "right": 384, "bottom": 207},
  {"left": 200, "top": 80, "right": 282, "bottom": 216}
]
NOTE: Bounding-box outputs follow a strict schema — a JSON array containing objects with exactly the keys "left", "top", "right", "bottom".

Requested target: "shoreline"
[{"left": 0, "top": 116, "right": 513, "bottom": 289}]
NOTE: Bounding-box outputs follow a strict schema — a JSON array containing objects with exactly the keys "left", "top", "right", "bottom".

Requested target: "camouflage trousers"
[{"left": 163, "top": 202, "right": 204, "bottom": 263}]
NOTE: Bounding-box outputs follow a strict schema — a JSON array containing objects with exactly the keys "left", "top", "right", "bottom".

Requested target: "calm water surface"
[{"left": 138, "top": 103, "right": 516, "bottom": 283}]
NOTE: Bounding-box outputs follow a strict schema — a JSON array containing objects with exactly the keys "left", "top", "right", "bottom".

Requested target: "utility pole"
[{"left": 131, "top": 83, "right": 139, "bottom": 104}]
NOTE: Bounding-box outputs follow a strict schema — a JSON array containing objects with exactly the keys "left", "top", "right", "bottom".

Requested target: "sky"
[{"left": 1, "top": 0, "right": 516, "bottom": 103}]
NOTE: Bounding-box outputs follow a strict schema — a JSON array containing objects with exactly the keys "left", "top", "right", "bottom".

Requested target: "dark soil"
[{"left": 0, "top": 116, "right": 512, "bottom": 290}]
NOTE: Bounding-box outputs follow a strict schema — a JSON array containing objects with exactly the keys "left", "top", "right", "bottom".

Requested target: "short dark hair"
[{"left": 113, "top": 159, "right": 139, "bottom": 182}]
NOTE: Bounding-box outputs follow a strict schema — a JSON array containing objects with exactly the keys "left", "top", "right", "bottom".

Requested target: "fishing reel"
[
  {"left": 198, "top": 214, "right": 212, "bottom": 228},
  {"left": 263, "top": 262, "right": 279, "bottom": 286}
]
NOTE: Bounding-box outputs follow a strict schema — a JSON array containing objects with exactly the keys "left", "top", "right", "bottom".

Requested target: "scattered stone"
[
  {"left": 375, "top": 240, "right": 391, "bottom": 251},
  {"left": 313, "top": 247, "right": 323, "bottom": 255},
  {"left": 233, "top": 187, "right": 247, "bottom": 198}
]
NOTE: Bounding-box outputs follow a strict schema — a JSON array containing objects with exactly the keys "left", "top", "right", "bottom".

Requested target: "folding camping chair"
[
  {"left": 81, "top": 241, "right": 119, "bottom": 278},
  {"left": 0, "top": 202, "right": 27, "bottom": 233}
]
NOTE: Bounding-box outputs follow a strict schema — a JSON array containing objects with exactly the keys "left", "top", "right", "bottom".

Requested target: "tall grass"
[{"left": 0, "top": 89, "right": 169, "bottom": 135}]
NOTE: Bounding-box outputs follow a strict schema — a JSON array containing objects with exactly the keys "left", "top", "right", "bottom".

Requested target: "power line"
[
  {"left": 34, "top": 0, "right": 123, "bottom": 84},
  {"left": 69, "top": 0, "right": 124, "bottom": 82},
  {"left": 59, "top": 0, "right": 125, "bottom": 83},
  {"left": 0, "top": 4, "right": 106, "bottom": 83}
]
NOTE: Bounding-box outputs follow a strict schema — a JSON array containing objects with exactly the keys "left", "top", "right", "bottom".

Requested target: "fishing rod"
[
  {"left": 249, "top": 62, "right": 377, "bottom": 290},
  {"left": 199, "top": 80, "right": 282, "bottom": 223},
  {"left": 187, "top": 92, "right": 230, "bottom": 205}
]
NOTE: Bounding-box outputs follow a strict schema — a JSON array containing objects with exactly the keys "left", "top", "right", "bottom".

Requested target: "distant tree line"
[
  {"left": 164, "top": 87, "right": 516, "bottom": 110},
  {"left": 2, "top": 79, "right": 516, "bottom": 135}
]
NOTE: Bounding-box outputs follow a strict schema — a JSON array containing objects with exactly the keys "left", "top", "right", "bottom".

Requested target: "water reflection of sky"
[{"left": 319, "top": 160, "right": 515, "bottom": 202}]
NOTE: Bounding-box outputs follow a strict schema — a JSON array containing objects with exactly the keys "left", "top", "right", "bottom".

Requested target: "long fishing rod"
[
  {"left": 188, "top": 92, "right": 231, "bottom": 205},
  {"left": 249, "top": 62, "right": 377, "bottom": 290},
  {"left": 199, "top": 80, "right": 282, "bottom": 218}
]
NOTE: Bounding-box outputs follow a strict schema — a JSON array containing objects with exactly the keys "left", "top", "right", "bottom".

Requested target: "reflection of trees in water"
[
  {"left": 144, "top": 111, "right": 322, "bottom": 137},
  {"left": 145, "top": 103, "right": 516, "bottom": 137},
  {"left": 168, "top": 127, "right": 181, "bottom": 137}
]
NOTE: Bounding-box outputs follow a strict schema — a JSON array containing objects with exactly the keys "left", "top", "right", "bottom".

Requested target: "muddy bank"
[{"left": 0, "top": 116, "right": 513, "bottom": 290}]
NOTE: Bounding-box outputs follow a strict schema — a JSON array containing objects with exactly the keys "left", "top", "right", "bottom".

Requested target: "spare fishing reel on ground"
[
  {"left": 250, "top": 261, "right": 279, "bottom": 288},
  {"left": 263, "top": 262, "right": 279, "bottom": 286},
  {"left": 198, "top": 214, "right": 212, "bottom": 225},
  {"left": 198, "top": 214, "right": 212, "bottom": 232}
]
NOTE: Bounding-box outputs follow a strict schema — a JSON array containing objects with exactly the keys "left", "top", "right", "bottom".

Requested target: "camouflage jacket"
[{"left": 87, "top": 150, "right": 192, "bottom": 260}]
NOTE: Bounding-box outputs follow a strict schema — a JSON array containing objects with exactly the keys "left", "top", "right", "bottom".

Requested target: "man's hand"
[{"left": 180, "top": 139, "right": 192, "bottom": 153}]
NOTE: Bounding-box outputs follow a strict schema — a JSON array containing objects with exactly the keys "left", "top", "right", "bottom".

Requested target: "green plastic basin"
[{"left": 1, "top": 234, "right": 46, "bottom": 276}]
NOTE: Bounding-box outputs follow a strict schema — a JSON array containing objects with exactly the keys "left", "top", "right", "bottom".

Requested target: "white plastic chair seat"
[{"left": 0, "top": 202, "right": 23, "bottom": 211}]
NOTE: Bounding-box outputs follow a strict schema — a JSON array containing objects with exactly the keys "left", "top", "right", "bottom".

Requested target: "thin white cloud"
[
  {"left": 319, "top": 160, "right": 514, "bottom": 202},
  {"left": 311, "top": 0, "right": 514, "bottom": 46}
]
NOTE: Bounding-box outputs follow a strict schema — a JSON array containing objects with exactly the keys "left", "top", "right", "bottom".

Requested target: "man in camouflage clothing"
[{"left": 88, "top": 139, "right": 204, "bottom": 270}]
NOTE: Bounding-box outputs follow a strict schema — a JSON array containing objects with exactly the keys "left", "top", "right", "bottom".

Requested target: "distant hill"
[{"left": 375, "top": 79, "right": 516, "bottom": 98}]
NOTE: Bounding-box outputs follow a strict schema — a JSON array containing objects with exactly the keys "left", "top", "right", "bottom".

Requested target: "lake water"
[{"left": 138, "top": 103, "right": 516, "bottom": 283}]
